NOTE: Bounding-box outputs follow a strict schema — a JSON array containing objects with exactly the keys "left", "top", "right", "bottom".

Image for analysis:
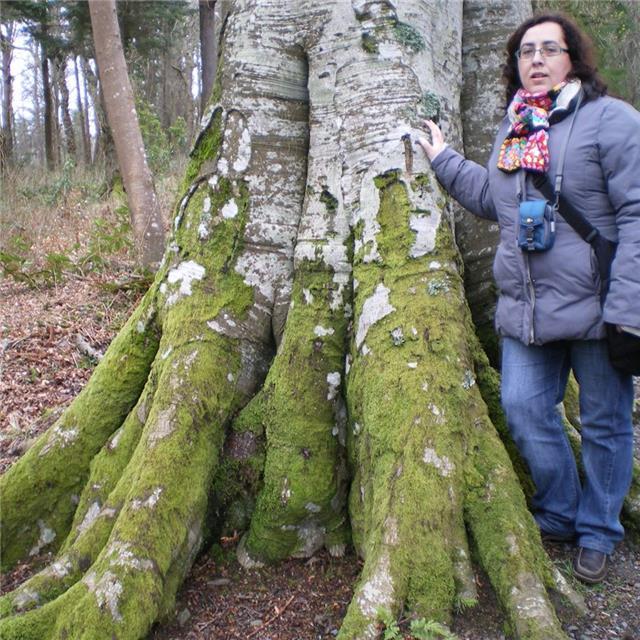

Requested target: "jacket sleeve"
[
  {"left": 430, "top": 146, "right": 497, "bottom": 221},
  {"left": 599, "top": 99, "right": 640, "bottom": 328}
]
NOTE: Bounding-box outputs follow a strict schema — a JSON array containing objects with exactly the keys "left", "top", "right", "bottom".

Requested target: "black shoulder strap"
[{"left": 531, "top": 90, "right": 601, "bottom": 246}]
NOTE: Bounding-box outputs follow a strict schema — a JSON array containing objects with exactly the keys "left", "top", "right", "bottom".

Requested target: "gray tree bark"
[
  {"left": 0, "top": 21, "right": 15, "bottom": 173},
  {"left": 73, "top": 56, "right": 92, "bottom": 166},
  {"left": 88, "top": 0, "right": 166, "bottom": 269}
]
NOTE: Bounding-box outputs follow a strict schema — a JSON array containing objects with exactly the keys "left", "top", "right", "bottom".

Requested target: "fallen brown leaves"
[{"left": 0, "top": 271, "right": 143, "bottom": 473}]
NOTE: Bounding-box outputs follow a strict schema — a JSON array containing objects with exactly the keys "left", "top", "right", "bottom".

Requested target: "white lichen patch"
[
  {"left": 221, "top": 199, "right": 239, "bottom": 219},
  {"left": 233, "top": 127, "right": 252, "bottom": 172},
  {"left": 13, "top": 589, "right": 40, "bottom": 611},
  {"left": 353, "top": 422, "right": 362, "bottom": 436},
  {"left": 84, "top": 570, "right": 124, "bottom": 622},
  {"left": 77, "top": 501, "right": 102, "bottom": 536},
  {"left": 327, "top": 371, "right": 341, "bottom": 400},
  {"left": 427, "top": 279, "right": 450, "bottom": 296},
  {"left": 109, "top": 427, "right": 124, "bottom": 450},
  {"left": 305, "top": 502, "right": 321, "bottom": 513},
  {"left": 390, "top": 327, "right": 405, "bottom": 345},
  {"left": 136, "top": 321, "right": 145, "bottom": 333},
  {"left": 29, "top": 520, "right": 56, "bottom": 556},
  {"left": 292, "top": 522, "right": 326, "bottom": 558},
  {"left": 280, "top": 477, "right": 291, "bottom": 505},
  {"left": 429, "top": 260, "right": 442, "bottom": 270},
  {"left": 407, "top": 361, "right": 418, "bottom": 369},
  {"left": 509, "top": 573, "right": 555, "bottom": 625},
  {"left": 462, "top": 370, "right": 476, "bottom": 389},
  {"left": 131, "top": 487, "right": 163, "bottom": 510},
  {"left": 506, "top": 533, "right": 519, "bottom": 555},
  {"left": 314, "top": 325, "right": 335, "bottom": 337},
  {"left": 39, "top": 424, "right": 79, "bottom": 456},
  {"left": 161, "top": 346, "right": 173, "bottom": 360},
  {"left": 422, "top": 447, "right": 454, "bottom": 477},
  {"left": 227, "top": 372, "right": 234, "bottom": 382},
  {"left": 105, "top": 541, "right": 155, "bottom": 571},
  {"left": 198, "top": 209, "right": 213, "bottom": 240},
  {"left": 356, "top": 283, "right": 395, "bottom": 349},
  {"left": 165, "top": 261, "right": 206, "bottom": 306},
  {"left": 356, "top": 551, "right": 395, "bottom": 618},
  {"left": 148, "top": 406, "right": 176, "bottom": 446},
  {"left": 345, "top": 354, "right": 352, "bottom": 375},
  {"left": 383, "top": 517, "right": 399, "bottom": 546},
  {"left": 237, "top": 535, "right": 265, "bottom": 569},
  {"left": 303, "top": 288, "right": 314, "bottom": 305},
  {"left": 49, "top": 557, "right": 73, "bottom": 578},
  {"left": 409, "top": 214, "right": 437, "bottom": 258},
  {"left": 551, "top": 567, "right": 587, "bottom": 614}
]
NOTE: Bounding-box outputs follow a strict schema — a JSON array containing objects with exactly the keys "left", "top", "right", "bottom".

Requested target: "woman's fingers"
[{"left": 416, "top": 119, "right": 446, "bottom": 161}]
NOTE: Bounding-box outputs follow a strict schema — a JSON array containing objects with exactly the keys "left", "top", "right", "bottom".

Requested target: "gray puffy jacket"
[{"left": 431, "top": 94, "right": 640, "bottom": 345}]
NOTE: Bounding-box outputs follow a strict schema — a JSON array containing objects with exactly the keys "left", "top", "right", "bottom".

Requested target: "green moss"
[
  {"left": 180, "top": 108, "right": 223, "bottom": 195},
  {"left": 320, "top": 188, "right": 339, "bottom": 212},
  {"left": 393, "top": 21, "right": 425, "bottom": 53},
  {"left": 243, "top": 259, "right": 350, "bottom": 562},
  {"left": 361, "top": 31, "right": 379, "bottom": 54},
  {"left": 418, "top": 91, "right": 441, "bottom": 122}
]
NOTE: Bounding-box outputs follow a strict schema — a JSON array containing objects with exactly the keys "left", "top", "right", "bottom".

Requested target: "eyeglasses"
[{"left": 516, "top": 42, "right": 569, "bottom": 60}]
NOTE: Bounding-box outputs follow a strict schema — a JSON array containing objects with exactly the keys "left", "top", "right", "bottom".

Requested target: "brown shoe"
[{"left": 573, "top": 547, "right": 608, "bottom": 584}]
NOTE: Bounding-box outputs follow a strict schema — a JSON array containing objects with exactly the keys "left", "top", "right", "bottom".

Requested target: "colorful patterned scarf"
[{"left": 497, "top": 82, "right": 566, "bottom": 173}]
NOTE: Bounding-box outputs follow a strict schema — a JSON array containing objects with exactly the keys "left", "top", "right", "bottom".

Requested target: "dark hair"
[{"left": 502, "top": 12, "right": 607, "bottom": 106}]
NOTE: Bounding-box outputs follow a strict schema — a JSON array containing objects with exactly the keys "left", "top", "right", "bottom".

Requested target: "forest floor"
[{"left": 1, "top": 246, "right": 639, "bottom": 640}]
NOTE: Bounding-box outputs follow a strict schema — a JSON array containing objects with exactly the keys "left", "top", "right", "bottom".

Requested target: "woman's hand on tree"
[{"left": 417, "top": 119, "right": 447, "bottom": 162}]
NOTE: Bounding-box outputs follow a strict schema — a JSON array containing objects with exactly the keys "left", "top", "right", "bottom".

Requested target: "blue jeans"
[{"left": 501, "top": 337, "right": 634, "bottom": 554}]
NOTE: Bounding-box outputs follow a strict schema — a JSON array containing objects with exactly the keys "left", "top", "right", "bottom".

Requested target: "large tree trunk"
[
  {"left": 88, "top": 0, "right": 166, "bottom": 269},
  {"left": 2, "top": 2, "right": 638, "bottom": 639}
]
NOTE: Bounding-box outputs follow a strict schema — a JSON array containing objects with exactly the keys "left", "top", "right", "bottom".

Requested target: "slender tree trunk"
[
  {"left": 74, "top": 56, "right": 91, "bottom": 165},
  {"left": 88, "top": 0, "right": 166, "bottom": 269},
  {"left": 82, "top": 57, "right": 102, "bottom": 164},
  {"left": 50, "top": 56, "right": 63, "bottom": 167},
  {"left": 59, "top": 57, "right": 77, "bottom": 162},
  {"left": 28, "top": 42, "right": 44, "bottom": 166},
  {"left": 42, "top": 53, "right": 55, "bottom": 170},
  {"left": 0, "top": 23, "right": 14, "bottom": 173}
]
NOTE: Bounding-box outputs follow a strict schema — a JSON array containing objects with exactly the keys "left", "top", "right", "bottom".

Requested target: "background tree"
[
  {"left": 1, "top": 2, "right": 639, "bottom": 640},
  {"left": 88, "top": 0, "right": 165, "bottom": 269},
  {"left": 0, "top": 16, "right": 16, "bottom": 174}
]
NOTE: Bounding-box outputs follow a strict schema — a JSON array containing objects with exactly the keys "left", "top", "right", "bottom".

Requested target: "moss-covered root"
[
  {"left": 340, "top": 185, "right": 485, "bottom": 635},
  {"left": 239, "top": 263, "right": 350, "bottom": 565},
  {"left": 0, "top": 291, "right": 160, "bottom": 572},
  {"left": 464, "top": 417, "right": 570, "bottom": 640},
  {"left": 0, "top": 369, "right": 158, "bottom": 619},
  {"left": 0, "top": 334, "right": 242, "bottom": 640}
]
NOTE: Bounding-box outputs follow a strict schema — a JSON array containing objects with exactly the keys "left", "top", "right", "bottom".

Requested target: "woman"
[{"left": 418, "top": 13, "right": 639, "bottom": 584}]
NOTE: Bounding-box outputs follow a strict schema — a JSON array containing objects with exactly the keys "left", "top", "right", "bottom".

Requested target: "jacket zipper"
[{"left": 525, "top": 253, "right": 535, "bottom": 343}]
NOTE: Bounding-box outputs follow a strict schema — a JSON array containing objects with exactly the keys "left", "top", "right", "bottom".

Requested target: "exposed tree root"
[{"left": 240, "top": 263, "right": 351, "bottom": 564}]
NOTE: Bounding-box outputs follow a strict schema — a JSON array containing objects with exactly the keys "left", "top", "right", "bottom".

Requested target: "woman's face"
[{"left": 518, "top": 21, "right": 572, "bottom": 93}]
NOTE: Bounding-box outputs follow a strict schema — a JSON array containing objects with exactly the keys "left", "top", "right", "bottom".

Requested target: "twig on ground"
[{"left": 246, "top": 595, "right": 296, "bottom": 639}]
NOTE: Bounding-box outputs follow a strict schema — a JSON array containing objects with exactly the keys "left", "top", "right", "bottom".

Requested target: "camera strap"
[{"left": 530, "top": 90, "right": 600, "bottom": 245}]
